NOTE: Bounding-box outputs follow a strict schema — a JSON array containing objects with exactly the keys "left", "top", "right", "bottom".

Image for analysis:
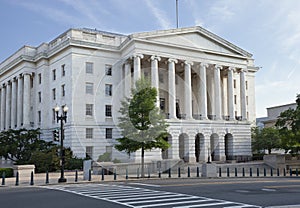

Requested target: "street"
[{"left": 1, "top": 177, "right": 300, "bottom": 207}]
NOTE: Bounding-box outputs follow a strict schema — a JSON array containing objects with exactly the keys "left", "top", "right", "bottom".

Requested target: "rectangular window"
[
  {"left": 86, "top": 128, "right": 93, "bottom": 139},
  {"left": 52, "top": 69, "right": 56, "bottom": 81},
  {"left": 105, "top": 105, "right": 112, "bottom": 117},
  {"left": 234, "top": 95, "right": 237, "bottom": 104},
  {"left": 61, "top": 84, "right": 65, "bottom": 97},
  {"left": 105, "top": 84, "right": 112, "bottom": 96},
  {"left": 86, "top": 104, "right": 93, "bottom": 116},
  {"left": 105, "top": 64, "right": 112, "bottom": 76},
  {"left": 86, "top": 146, "right": 93, "bottom": 159},
  {"left": 160, "top": 98, "right": 165, "bottom": 112},
  {"left": 233, "top": 79, "right": 236, "bottom": 88},
  {"left": 246, "top": 81, "right": 248, "bottom": 90},
  {"left": 106, "top": 128, "right": 113, "bottom": 139},
  {"left": 86, "top": 62, "right": 93, "bottom": 74},
  {"left": 86, "top": 82, "right": 94, "bottom": 94},
  {"left": 52, "top": 88, "right": 56, "bottom": 100},
  {"left": 246, "top": 96, "right": 249, "bottom": 105},
  {"left": 61, "top": 64, "right": 66, "bottom": 77},
  {"left": 38, "top": 111, "right": 41, "bottom": 123},
  {"left": 159, "top": 73, "right": 164, "bottom": 83},
  {"left": 38, "top": 92, "right": 41, "bottom": 103},
  {"left": 52, "top": 109, "right": 56, "bottom": 122},
  {"left": 38, "top": 73, "right": 42, "bottom": 84}
]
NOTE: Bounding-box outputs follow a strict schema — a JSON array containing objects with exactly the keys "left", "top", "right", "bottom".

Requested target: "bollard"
[
  {"left": 30, "top": 171, "right": 34, "bottom": 186},
  {"left": 235, "top": 168, "right": 237, "bottom": 177},
  {"left": 168, "top": 168, "right": 171, "bottom": 178},
  {"left": 137, "top": 168, "right": 139, "bottom": 179},
  {"left": 15, "top": 172, "right": 19, "bottom": 186},
  {"left": 296, "top": 169, "right": 299, "bottom": 177},
  {"left": 264, "top": 168, "right": 266, "bottom": 177},
  {"left": 125, "top": 168, "right": 128, "bottom": 180},
  {"left": 46, "top": 171, "right": 49, "bottom": 184},
  {"left": 219, "top": 168, "right": 222, "bottom": 177},
  {"left": 75, "top": 170, "right": 78, "bottom": 182},
  {"left": 249, "top": 168, "right": 252, "bottom": 177},
  {"left": 101, "top": 168, "right": 104, "bottom": 181},
  {"left": 148, "top": 168, "right": 150, "bottom": 179},
  {"left": 158, "top": 168, "right": 161, "bottom": 178},
  {"left": 270, "top": 168, "right": 273, "bottom": 177},
  {"left": 197, "top": 167, "right": 200, "bottom": 178},
  {"left": 114, "top": 169, "right": 117, "bottom": 180},
  {"left": 257, "top": 168, "right": 259, "bottom": 177},
  {"left": 242, "top": 168, "right": 245, "bottom": 177},
  {"left": 1, "top": 172, "right": 5, "bottom": 186},
  {"left": 88, "top": 169, "right": 92, "bottom": 181},
  {"left": 290, "top": 168, "right": 292, "bottom": 176},
  {"left": 188, "top": 167, "right": 190, "bottom": 178},
  {"left": 227, "top": 168, "right": 230, "bottom": 177},
  {"left": 178, "top": 167, "right": 181, "bottom": 178},
  {"left": 284, "top": 168, "right": 286, "bottom": 177},
  {"left": 277, "top": 168, "right": 280, "bottom": 177}
]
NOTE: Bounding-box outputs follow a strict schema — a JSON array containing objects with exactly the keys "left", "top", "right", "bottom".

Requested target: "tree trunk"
[{"left": 141, "top": 144, "right": 145, "bottom": 178}]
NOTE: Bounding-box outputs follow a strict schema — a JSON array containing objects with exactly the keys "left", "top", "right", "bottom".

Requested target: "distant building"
[
  {"left": 0, "top": 26, "right": 259, "bottom": 163},
  {"left": 257, "top": 103, "right": 297, "bottom": 128}
]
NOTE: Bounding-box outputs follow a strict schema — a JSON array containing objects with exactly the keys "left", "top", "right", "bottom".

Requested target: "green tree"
[
  {"left": 251, "top": 127, "right": 280, "bottom": 154},
  {"left": 0, "top": 128, "right": 55, "bottom": 164},
  {"left": 115, "top": 78, "right": 170, "bottom": 177},
  {"left": 276, "top": 94, "right": 300, "bottom": 153}
]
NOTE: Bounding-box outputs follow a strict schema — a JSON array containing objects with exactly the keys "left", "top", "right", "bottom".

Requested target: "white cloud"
[{"left": 145, "top": 0, "right": 172, "bottom": 29}]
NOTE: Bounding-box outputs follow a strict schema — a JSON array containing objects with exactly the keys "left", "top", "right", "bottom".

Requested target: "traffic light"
[{"left": 53, "top": 129, "right": 59, "bottom": 141}]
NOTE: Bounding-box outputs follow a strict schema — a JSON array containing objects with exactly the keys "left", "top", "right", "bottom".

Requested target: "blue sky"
[{"left": 1, "top": 0, "right": 299, "bottom": 118}]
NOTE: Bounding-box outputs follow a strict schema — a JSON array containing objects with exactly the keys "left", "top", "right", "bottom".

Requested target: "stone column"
[
  {"left": 227, "top": 67, "right": 235, "bottom": 120},
  {"left": 184, "top": 61, "right": 193, "bottom": 120},
  {"left": 199, "top": 63, "right": 208, "bottom": 120},
  {"left": 0, "top": 85, "right": 6, "bottom": 130},
  {"left": 11, "top": 78, "right": 17, "bottom": 128},
  {"left": 240, "top": 69, "right": 247, "bottom": 120},
  {"left": 214, "top": 65, "right": 222, "bottom": 120},
  {"left": 151, "top": 55, "right": 161, "bottom": 108},
  {"left": 17, "top": 75, "right": 23, "bottom": 128},
  {"left": 23, "top": 73, "right": 31, "bottom": 127},
  {"left": 168, "top": 58, "right": 178, "bottom": 119},
  {"left": 133, "top": 54, "right": 144, "bottom": 84},
  {"left": 169, "top": 132, "right": 180, "bottom": 159},
  {"left": 124, "top": 61, "right": 132, "bottom": 98},
  {"left": 5, "top": 81, "right": 11, "bottom": 129}
]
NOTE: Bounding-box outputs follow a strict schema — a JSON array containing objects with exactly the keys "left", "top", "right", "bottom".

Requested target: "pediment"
[{"left": 132, "top": 27, "right": 252, "bottom": 58}]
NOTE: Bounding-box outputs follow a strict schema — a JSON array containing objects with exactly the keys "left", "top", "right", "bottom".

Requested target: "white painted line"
[
  {"left": 266, "top": 205, "right": 300, "bottom": 208},
  {"left": 128, "top": 182, "right": 161, "bottom": 187},
  {"left": 115, "top": 193, "right": 183, "bottom": 201},
  {"left": 106, "top": 192, "right": 174, "bottom": 200},
  {"left": 172, "top": 201, "right": 233, "bottom": 208},
  {"left": 137, "top": 199, "right": 220, "bottom": 208},
  {"left": 127, "top": 196, "right": 197, "bottom": 204},
  {"left": 262, "top": 188, "right": 276, "bottom": 192},
  {"left": 226, "top": 205, "right": 261, "bottom": 208}
]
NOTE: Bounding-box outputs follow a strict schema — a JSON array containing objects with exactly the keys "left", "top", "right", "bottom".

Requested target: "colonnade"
[
  {"left": 123, "top": 53, "right": 248, "bottom": 121},
  {"left": 0, "top": 73, "right": 32, "bottom": 130}
]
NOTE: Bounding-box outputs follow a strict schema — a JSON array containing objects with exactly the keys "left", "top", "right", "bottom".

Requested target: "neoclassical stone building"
[{"left": 0, "top": 26, "right": 258, "bottom": 163}]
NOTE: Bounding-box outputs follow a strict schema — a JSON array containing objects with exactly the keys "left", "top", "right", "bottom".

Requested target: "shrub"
[
  {"left": 98, "top": 152, "right": 112, "bottom": 162},
  {"left": 0, "top": 168, "right": 14, "bottom": 178}
]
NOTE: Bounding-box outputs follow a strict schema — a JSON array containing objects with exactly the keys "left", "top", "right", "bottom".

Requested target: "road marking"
[
  {"left": 43, "top": 184, "right": 261, "bottom": 208},
  {"left": 261, "top": 188, "right": 276, "bottom": 192},
  {"left": 128, "top": 182, "right": 161, "bottom": 187},
  {"left": 266, "top": 205, "right": 300, "bottom": 208}
]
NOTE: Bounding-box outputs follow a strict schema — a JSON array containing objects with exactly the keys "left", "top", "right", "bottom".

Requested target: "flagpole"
[{"left": 176, "top": 0, "right": 179, "bottom": 28}]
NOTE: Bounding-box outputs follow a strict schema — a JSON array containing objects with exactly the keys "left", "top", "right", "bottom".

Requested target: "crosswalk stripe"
[{"left": 42, "top": 184, "right": 261, "bottom": 208}]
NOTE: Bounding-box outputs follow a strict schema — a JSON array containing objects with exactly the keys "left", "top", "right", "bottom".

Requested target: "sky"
[{"left": 0, "top": 0, "right": 299, "bottom": 118}]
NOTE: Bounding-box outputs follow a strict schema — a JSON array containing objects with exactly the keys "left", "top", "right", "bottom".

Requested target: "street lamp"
[{"left": 54, "top": 104, "right": 68, "bottom": 183}]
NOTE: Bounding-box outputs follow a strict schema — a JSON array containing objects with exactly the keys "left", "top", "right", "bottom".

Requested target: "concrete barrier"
[{"left": 13, "top": 165, "right": 35, "bottom": 179}]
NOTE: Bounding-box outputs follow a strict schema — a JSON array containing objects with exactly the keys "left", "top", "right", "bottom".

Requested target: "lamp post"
[{"left": 54, "top": 104, "right": 68, "bottom": 183}]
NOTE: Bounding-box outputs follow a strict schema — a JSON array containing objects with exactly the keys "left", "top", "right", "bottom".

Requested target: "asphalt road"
[{"left": 1, "top": 177, "right": 300, "bottom": 208}]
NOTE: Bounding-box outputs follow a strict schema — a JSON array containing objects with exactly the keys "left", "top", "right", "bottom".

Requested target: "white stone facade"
[{"left": 0, "top": 27, "right": 258, "bottom": 163}]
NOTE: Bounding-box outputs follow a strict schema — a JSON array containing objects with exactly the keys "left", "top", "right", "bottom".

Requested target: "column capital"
[
  {"left": 239, "top": 68, "right": 248, "bottom": 73},
  {"left": 150, "top": 55, "right": 161, "bottom": 62},
  {"left": 200, "top": 62, "right": 209, "bottom": 69},
  {"left": 214, "top": 64, "right": 223, "bottom": 70},
  {"left": 228, "top": 66, "right": 236, "bottom": 72},
  {"left": 132, "top": 53, "right": 144, "bottom": 59},
  {"left": 184, "top": 60, "right": 193, "bottom": 66},
  {"left": 168, "top": 58, "right": 178, "bottom": 64}
]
